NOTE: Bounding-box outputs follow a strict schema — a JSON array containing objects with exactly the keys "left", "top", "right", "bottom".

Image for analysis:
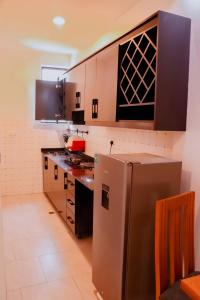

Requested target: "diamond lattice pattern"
[{"left": 119, "top": 26, "right": 157, "bottom": 106}]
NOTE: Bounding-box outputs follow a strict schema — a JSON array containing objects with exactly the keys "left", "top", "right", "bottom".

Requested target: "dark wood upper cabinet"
[
  {"left": 116, "top": 11, "right": 191, "bottom": 131},
  {"left": 63, "top": 11, "right": 191, "bottom": 131},
  {"left": 35, "top": 80, "right": 64, "bottom": 121}
]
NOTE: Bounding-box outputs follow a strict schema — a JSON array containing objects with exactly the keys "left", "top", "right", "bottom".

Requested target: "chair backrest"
[{"left": 155, "top": 191, "right": 195, "bottom": 299}]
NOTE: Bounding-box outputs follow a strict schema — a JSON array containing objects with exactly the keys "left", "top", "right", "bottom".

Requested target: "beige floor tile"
[
  {"left": 2, "top": 194, "right": 25, "bottom": 204},
  {"left": 2, "top": 193, "right": 94, "bottom": 300},
  {"left": 12, "top": 237, "right": 57, "bottom": 260},
  {"left": 24, "top": 222, "right": 52, "bottom": 239},
  {"left": 39, "top": 252, "right": 72, "bottom": 281},
  {"left": 3, "top": 220, "right": 30, "bottom": 242},
  {"left": 31, "top": 193, "right": 49, "bottom": 202},
  {"left": 19, "top": 200, "right": 53, "bottom": 217},
  {"left": 46, "top": 278, "right": 83, "bottom": 300},
  {"left": 3, "top": 241, "right": 16, "bottom": 262},
  {"left": 73, "top": 273, "right": 97, "bottom": 300},
  {"left": 50, "top": 233, "right": 78, "bottom": 254},
  {"left": 21, "top": 278, "right": 83, "bottom": 300},
  {"left": 7, "top": 290, "right": 22, "bottom": 300},
  {"left": 66, "top": 249, "right": 91, "bottom": 277},
  {"left": 21, "top": 284, "right": 50, "bottom": 300},
  {"left": 6, "top": 258, "right": 45, "bottom": 291},
  {"left": 2, "top": 204, "right": 22, "bottom": 221}
]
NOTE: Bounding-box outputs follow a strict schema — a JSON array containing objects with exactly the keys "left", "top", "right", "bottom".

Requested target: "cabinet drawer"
[
  {"left": 67, "top": 183, "right": 75, "bottom": 195},
  {"left": 67, "top": 174, "right": 75, "bottom": 192},
  {"left": 66, "top": 196, "right": 75, "bottom": 215},
  {"left": 66, "top": 208, "right": 75, "bottom": 234}
]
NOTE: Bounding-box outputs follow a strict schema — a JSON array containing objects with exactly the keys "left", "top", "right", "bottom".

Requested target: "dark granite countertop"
[
  {"left": 41, "top": 148, "right": 65, "bottom": 154},
  {"left": 45, "top": 153, "right": 94, "bottom": 191}
]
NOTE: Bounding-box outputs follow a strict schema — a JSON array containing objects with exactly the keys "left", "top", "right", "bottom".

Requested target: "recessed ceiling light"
[{"left": 52, "top": 16, "right": 66, "bottom": 27}]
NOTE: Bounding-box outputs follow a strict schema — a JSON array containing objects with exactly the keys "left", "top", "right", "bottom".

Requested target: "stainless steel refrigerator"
[{"left": 92, "top": 153, "right": 182, "bottom": 300}]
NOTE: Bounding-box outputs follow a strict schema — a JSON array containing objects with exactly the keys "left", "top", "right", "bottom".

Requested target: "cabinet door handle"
[
  {"left": 67, "top": 179, "right": 74, "bottom": 186},
  {"left": 92, "top": 99, "right": 98, "bottom": 119},
  {"left": 75, "top": 91, "right": 81, "bottom": 109},
  {"left": 54, "top": 165, "right": 58, "bottom": 180},
  {"left": 67, "top": 216, "right": 75, "bottom": 224},
  {"left": 44, "top": 157, "right": 48, "bottom": 170},
  {"left": 67, "top": 199, "right": 74, "bottom": 206},
  {"left": 64, "top": 173, "right": 68, "bottom": 189}
]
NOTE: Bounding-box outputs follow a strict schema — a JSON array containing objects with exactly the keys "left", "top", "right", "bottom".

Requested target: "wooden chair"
[{"left": 155, "top": 191, "right": 199, "bottom": 299}]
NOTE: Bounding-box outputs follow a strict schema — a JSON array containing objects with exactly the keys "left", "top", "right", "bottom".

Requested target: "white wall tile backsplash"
[
  {"left": 0, "top": 121, "right": 67, "bottom": 195},
  {"left": 82, "top": 126, "right": 183, "bottom": 158},
  {"left": 0, "top": 121, "right": 182, "bottom": 196}
]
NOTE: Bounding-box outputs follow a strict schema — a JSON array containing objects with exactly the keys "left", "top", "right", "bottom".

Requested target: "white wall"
[
  {"left": 0, "top": 48, "right": 70, "bottom": 195},
  {"left": 0, "top": 183, "right": 6, "bottom": 300}
]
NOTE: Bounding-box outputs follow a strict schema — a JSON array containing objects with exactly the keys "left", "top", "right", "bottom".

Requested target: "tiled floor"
[{"left": 2, "top": 193, "right": 97, "bottom": 300}]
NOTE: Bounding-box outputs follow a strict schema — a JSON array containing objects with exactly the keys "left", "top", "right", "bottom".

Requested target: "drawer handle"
[
  {"left": 92, "top": 98, "right": 98, "bottom": 119},
  {"left": 75, "top": 91, "right": 81, "bottom": 109},
  {"left": 67, "top": 216, "right": 74, "bottom": 224},
  {"left": 67, "top": 179, "right": 74, "bottom": 186},
  {"left": 64, "top": 173, "right": 68, "bottom": 189},
  {"left": 44, "top": 157, "right": 48, "bottom": 170},
  {"left": 54, "top": 165, "right": 58, "bottom": 180},
  {"left": 67, "top": 199, "right": 74, "bottom": 206}
]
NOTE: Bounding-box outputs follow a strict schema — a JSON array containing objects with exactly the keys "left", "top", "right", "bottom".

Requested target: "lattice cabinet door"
[
  {"left": 116, "top": 11, "right": 191, "bottom": 131},
  {"left": 117, "top": 18, "right": 157, "bottom": 121}
]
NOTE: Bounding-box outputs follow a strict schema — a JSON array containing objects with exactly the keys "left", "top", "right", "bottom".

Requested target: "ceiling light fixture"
[{"left": 52, "top": 16, "right": 66, "bottom": 27}]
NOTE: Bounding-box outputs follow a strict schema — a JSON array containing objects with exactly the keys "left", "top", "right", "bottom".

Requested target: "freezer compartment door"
[{"left": 92, "top": 154, "right": 130, "bottom": 300}]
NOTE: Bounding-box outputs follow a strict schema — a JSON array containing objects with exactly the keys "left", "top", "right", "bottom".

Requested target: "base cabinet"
[
  {"left": 75, "top": 180, "right": 93, "bottom": 238},
  {"left": 43, "top": 155, "right": 93, "bottom": 238},
  {"left": 43, "top": 156, "right": 67, "bottom": 221},
  {"left": 66, "top": 174, "right": 93, "bottom": 238}
]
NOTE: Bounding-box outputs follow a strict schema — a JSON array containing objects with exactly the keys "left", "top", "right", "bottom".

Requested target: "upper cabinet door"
[
  {"left": 64, "top": 79, "right": 76, "bottom": 121},
  {"left": 67, "top": 63, "right": 85, "bottom": 111},
  {"left": 35, "top": 80, "right": 64, "bottom": 120},
  {"left": 84, "top": 56, "right": 97, "bottom": 122},
  {"left": 85, "top": 46, "right": 119, "bottom": 123},
  {"left": 96, "top": 45, "right": 119, "bottom": 122}
]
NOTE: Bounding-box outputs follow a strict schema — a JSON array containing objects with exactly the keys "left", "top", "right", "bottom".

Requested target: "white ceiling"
[{"left": 0, "top": 0, "right": 140, "bottom": 60}]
